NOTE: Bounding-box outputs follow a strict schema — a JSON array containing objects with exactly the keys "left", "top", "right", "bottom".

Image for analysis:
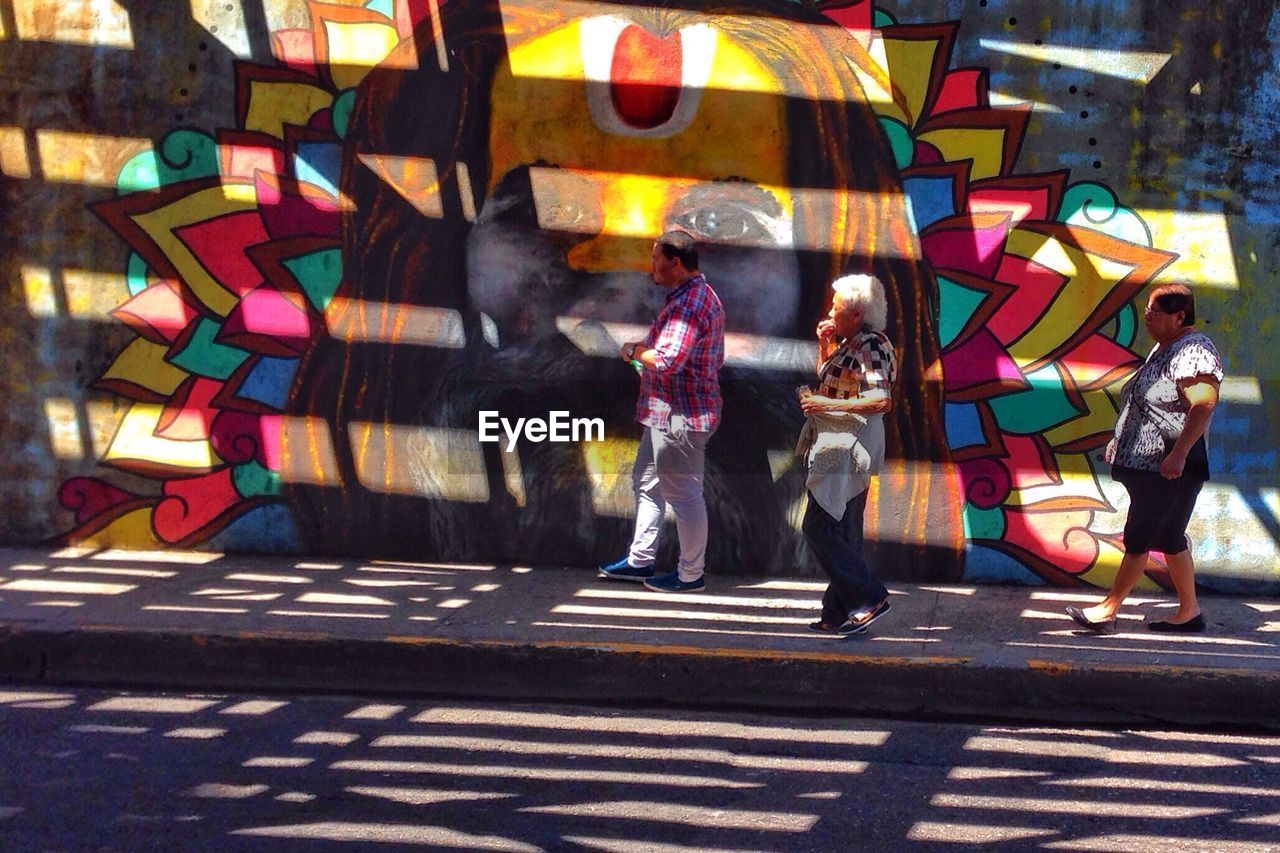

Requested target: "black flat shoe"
[
  {"left": 808, "top": 621, "right": 841, "bottom": 634},
  {"left": 1065, "top": 605, "right": 1117, "bottom": 634},
  {"left": 1148, "top": 613, "right": 1205, "bottom": 633}
]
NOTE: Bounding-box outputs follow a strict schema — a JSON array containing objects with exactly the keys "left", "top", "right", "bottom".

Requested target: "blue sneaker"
[
  {"left": 598, "top": 557, "right": 654, "bottom": 582},
  {"left": 643, "top": 571, "right": 705, "bottom": 593}
]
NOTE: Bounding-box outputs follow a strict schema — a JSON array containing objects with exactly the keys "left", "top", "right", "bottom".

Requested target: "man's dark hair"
[
  {"left": 656, "top": 230, "right": 699, "bottom": 271},
  {"left": 1152, "top": 283, "right": 1196, "bottom": 326}
]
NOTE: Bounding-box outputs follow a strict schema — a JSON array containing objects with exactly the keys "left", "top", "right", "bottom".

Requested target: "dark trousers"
[{"left": 802, "top": 489, "right": 888, "bottom": 624}]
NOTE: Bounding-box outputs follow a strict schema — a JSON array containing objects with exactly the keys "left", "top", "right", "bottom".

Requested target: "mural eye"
[{"left": 676, "top": 205, "right": 769, "bottom": 244}]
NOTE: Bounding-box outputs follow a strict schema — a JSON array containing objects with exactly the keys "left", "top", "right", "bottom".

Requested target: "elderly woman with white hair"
[{"left": 797, "top": 274, "right": 898, "bottom": 634}]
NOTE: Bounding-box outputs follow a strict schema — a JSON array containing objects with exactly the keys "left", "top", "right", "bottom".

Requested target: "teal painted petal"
[
  {"left": 126, "top": 253, "right": 150, "bottom": 296},
  {"left": 156, "top": 129, "right": 220, "bottom": 186},
  {"left": 873, "top": 9, "right": 898, "bottom": 27},
  {"left": 1114, "top": 303, "right": 1137, "bottom": 348},
  {"left": 284, "top": 248, "right": 343, "bottom": 311},
  {"left": 233, "top": 460, "right": 282, "bottom": 498},
  {"left": 877, "top": 116, "right": 913, "bottom": 171},
  {"left": 118, "top": 150, "right": 161, "bottom": 193},
  {"left": 987, "top": 363, "right": 1080, "bottom": 434},
  {"left": 1100, "top": 302, "right": 1138, "bottom": 348},
  {"left": 936, "top": 275, "right": 986, "bottom": 349},
  {"left": 962, "top": 503, "right": 1006, "bottom": 540},
  {"left": 365, "top": 0, "right": 395, "bottom": 18},
  {"left": 1059, "top": 181, "right": 1152, "bottom": 247},
  {"left": 332, "top": 90, "right": 356, "bottom": 139},
  {"left": 169, "top": 318, "right": 251, "bottom": 379}
]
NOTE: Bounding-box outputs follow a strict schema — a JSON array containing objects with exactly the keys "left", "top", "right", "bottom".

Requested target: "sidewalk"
[{"left": 1, "top": 546, "right": 1278, "bottom": 728}]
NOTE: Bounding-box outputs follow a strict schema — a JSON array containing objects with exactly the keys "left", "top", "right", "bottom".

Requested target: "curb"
[{"left": 2, "top": 625, "right": 1278, "bottom": 729}]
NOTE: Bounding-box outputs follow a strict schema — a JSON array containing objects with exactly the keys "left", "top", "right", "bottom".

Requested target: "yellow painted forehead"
[{"left": 488, "top": 18, "right": 792, "bottom": 192}]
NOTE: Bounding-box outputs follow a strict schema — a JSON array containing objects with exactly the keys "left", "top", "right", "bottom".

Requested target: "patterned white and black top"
[
  {"left": 815, "top": 328, "right": 898, "bottom": 401},
  {"left": 1111, "top": 329, "right": 1222, "bottom": 480}
]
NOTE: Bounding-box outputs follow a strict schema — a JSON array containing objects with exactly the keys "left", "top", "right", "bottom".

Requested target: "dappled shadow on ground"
[
  {"left": 2, "top": 548, "right": 1278, "bottom": 667},
  {"left": 2, "top": 688, "right": 1280, "bottom": 850}
]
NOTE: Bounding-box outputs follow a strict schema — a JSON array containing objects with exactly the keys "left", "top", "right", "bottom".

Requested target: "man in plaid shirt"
[{"left": 599, "top": 231, "right": 725, "bottom": 593}]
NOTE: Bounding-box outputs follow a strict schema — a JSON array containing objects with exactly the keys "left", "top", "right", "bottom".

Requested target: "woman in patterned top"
[
  {"left": 798, "top": 274, "right": 898, "bottom": 634},
  {"left": 1068, "top": 284, "right": 1222, "bottom": 634}
]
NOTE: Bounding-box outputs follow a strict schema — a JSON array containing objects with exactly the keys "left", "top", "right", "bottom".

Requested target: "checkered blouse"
[{"left": 816, "top": 329, "right": 898, "bottom": 400}]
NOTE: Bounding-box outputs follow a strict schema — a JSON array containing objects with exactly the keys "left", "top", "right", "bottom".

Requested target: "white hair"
[{"left": 831, "top": 274, "right": 887, "bottom": 331}]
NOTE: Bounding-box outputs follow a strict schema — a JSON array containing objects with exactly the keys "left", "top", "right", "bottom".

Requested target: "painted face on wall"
[{"left": 465, "top": 13, "right": 802, "bottom": 348}]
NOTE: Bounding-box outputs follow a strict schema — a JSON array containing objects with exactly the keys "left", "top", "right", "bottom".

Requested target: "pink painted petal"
[
  {"left": 209, "top": 411, "right": 284, "bottom": 470},
  {"left": 1002, "top": 434, "right": 1058, "bottom": 491},
  {"left": 941, "top": 328, "right": 1027, "bottom": 400},
  {"left": 255, "top": 172, "right": 341, "bottom": 240},
  {"left": 1058, "top": 333, "right": 1141, "bottom": 390},
  {"left": 987, "top": 254, "right": 1069, "bottom": 345},
  {"left": 173, "top": 210, "right": 271, "bottom": 298},
  {"left": 157, "top": 377, "right": 223, "bottom": 441},
  {"left": 218, "top": 131, "right": 286, "bottom": 182},
  {"left": 58, "top": 477, "right": 145, "bottom": 526},
  {"left": 217, "top": 285, "right": 313, "bottom": 356},
  {"left": 932, "top": 69, "right": 985, "bottom": 115},
  {"left": 920, "top": 213, "right": 1011, "bottom": 280},
  {"left": 112, "top": 281, "right": 199, "bottom": 344},
  {"left": 153, "top": 467, "right": 244, "bottom": 544},
  {"left": 271, "top": 29, "right": 318, "bottom": 77},
  {"left": 958, "top": 457, "right": 1012, "bottom": 509}
]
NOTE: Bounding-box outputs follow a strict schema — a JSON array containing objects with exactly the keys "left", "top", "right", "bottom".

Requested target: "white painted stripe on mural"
[{"left": 979, "top": 39, "right": 1172, "bottom": 84}]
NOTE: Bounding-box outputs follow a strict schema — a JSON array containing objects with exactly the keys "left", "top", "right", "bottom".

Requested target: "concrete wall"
[{"left": 1, "top": 0, "right": 1276, "bottom": 592}]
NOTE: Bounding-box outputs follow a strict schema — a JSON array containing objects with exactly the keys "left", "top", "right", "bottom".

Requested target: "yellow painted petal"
[
  {"left": 880, "top": 36, "right": 940, "bottom": 127},
  {"left": 324, "top": 20, "right": 403, "bottom": 90},
  {"left": 916, "top": 127, "right": 1007, "bottom": 179},
  {"left": 1003, "top": 228, "right": 1141, "bottom": 368},
  {"left": 130, "top": 184, "right": 259, "bottom": 317},
  {"left": 99, "top": 338, "right": 189, "bottom": 399},
  {"left": 104, "top": 403, "right": 220, "bottom": 474},
  {"left": 75, "top": 506, "right": 163, "bottom": 550},
  {"left": 1077, "top": 538, "right": 1161, "bottom": 591},
  {"left": 244, "top": 80, "right": 335, "bottom": 140},
  {"left": 862, "top": 35, "right": 908, "bottom": 124}
]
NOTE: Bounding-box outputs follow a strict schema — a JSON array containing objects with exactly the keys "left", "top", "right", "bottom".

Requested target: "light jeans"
[{"left": 627, "top": 417, "right": 714, "bottom": 582}]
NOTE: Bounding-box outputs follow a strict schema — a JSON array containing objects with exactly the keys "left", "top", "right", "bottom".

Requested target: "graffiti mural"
[{"left": 59, "top": 0, "right": 1181, "bottom": 588}]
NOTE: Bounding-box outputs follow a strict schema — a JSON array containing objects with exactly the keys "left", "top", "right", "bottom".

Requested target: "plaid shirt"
[
  {"left": 816, "top": 329, "right": 897, "bottom": 400},
  {"left": 636, "top": 274, "right": 725, "bottom": 432}
]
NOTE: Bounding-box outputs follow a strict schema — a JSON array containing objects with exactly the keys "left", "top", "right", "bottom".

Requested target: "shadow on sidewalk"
[
  {"left": 3, "top": 686, "right": 1280, "bottom": 850},
  {"left": 2, "top": 547, "right": 1278, "bottom": 671}
]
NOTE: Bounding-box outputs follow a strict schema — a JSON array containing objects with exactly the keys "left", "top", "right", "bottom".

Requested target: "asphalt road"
[{"left": 1, "top": 686, "right": 1279, "bottom": 852}]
